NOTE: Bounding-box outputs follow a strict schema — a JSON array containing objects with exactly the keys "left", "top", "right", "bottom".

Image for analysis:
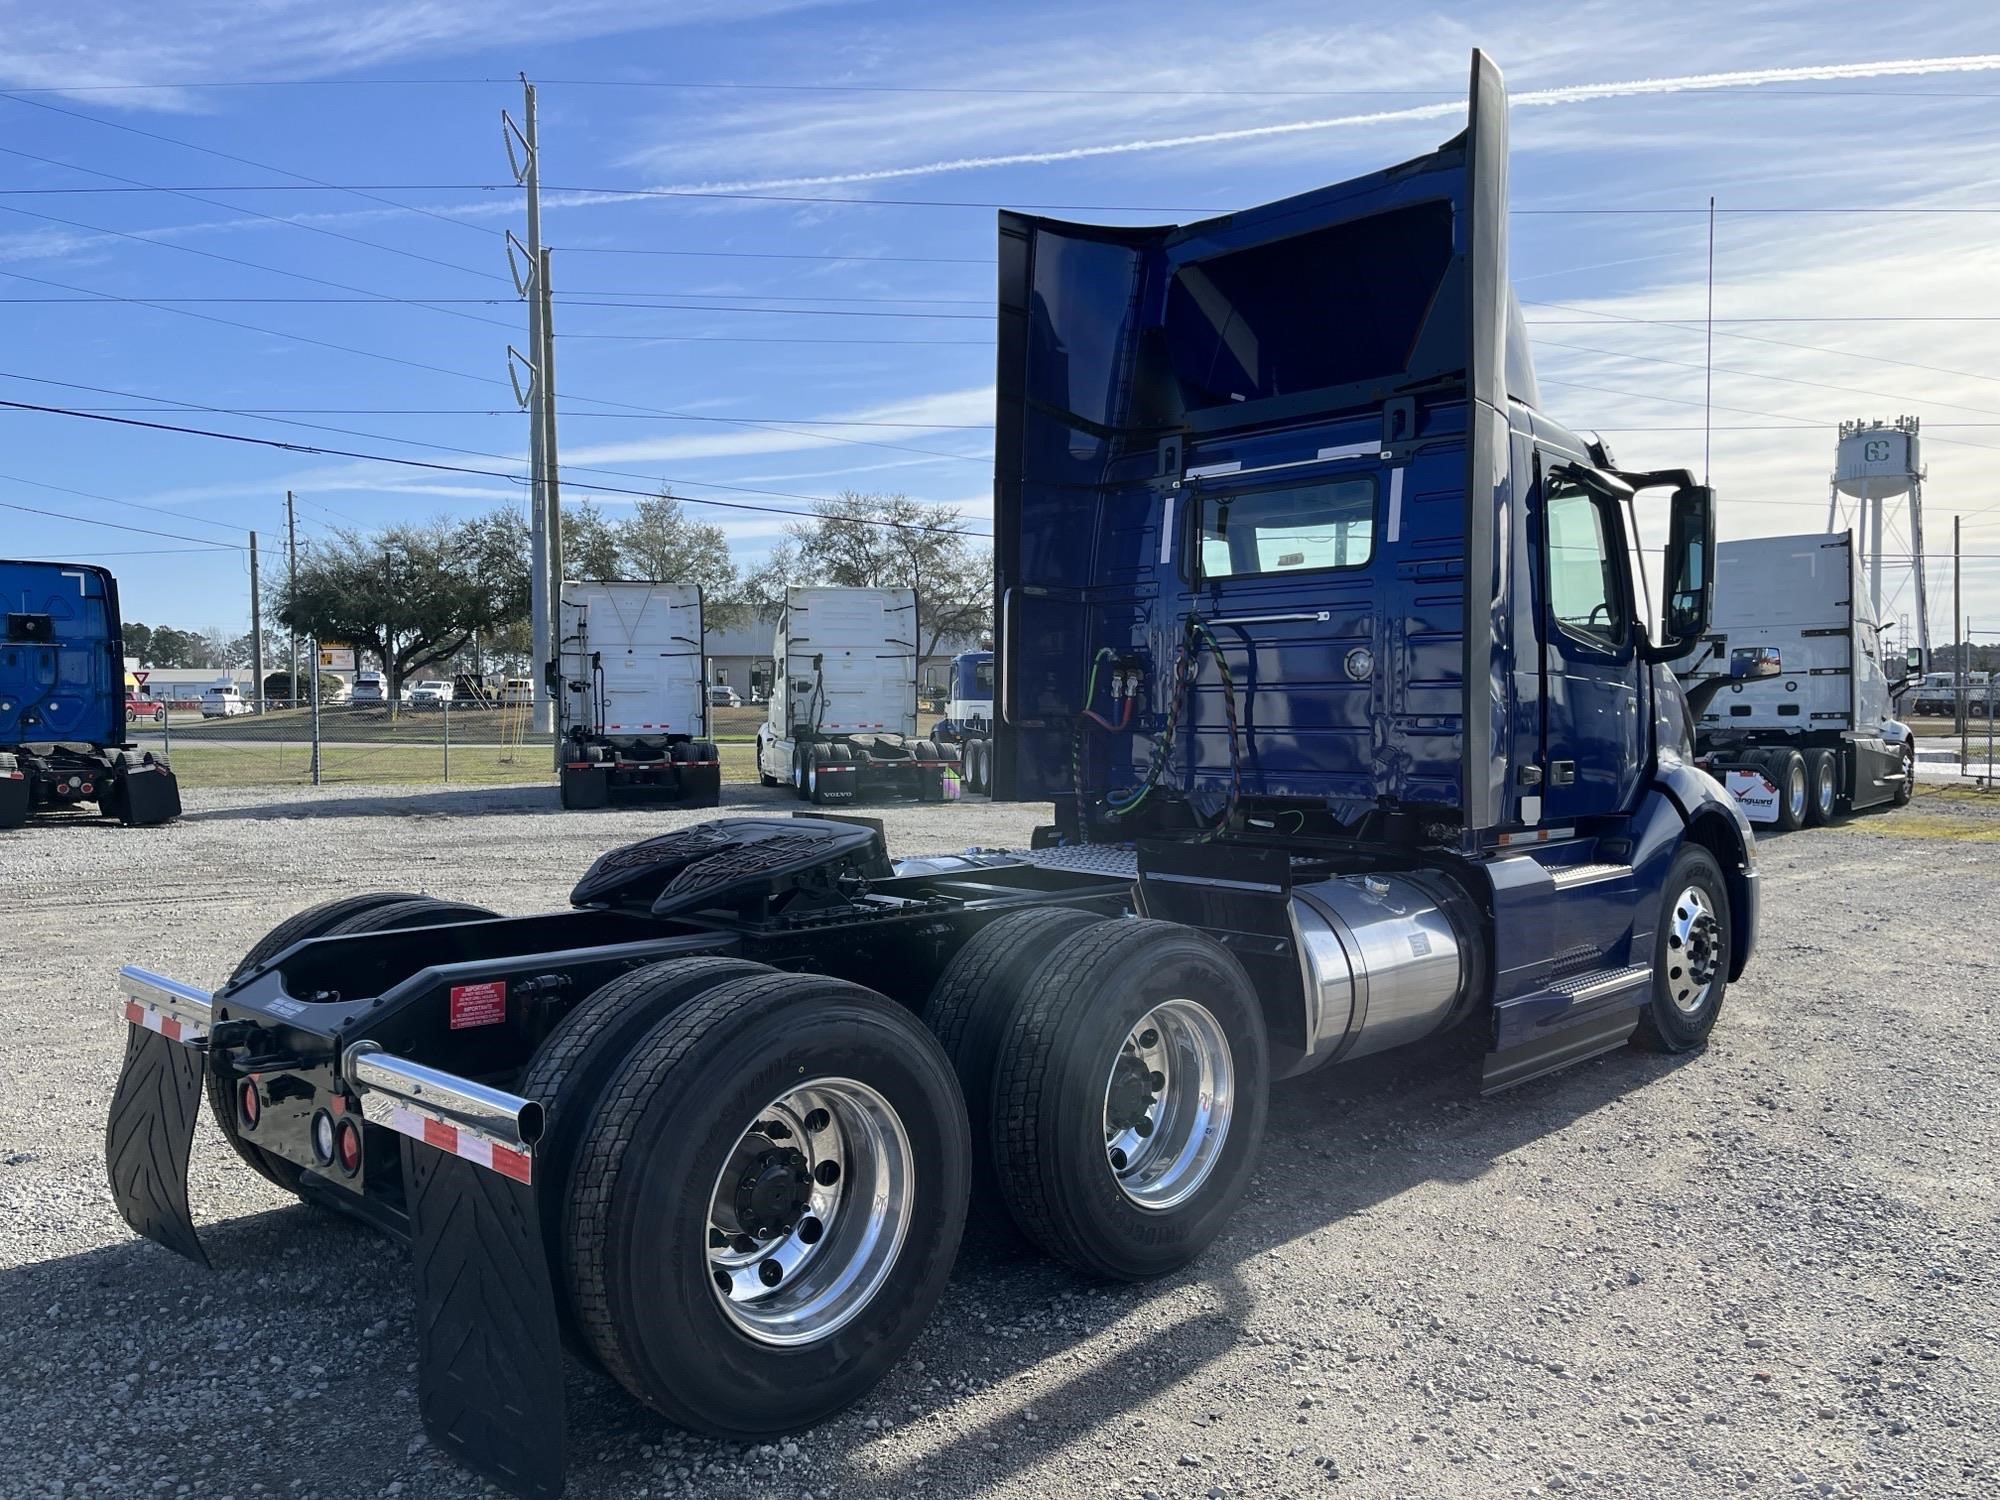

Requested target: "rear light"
[
  {"left": 311, "top": 1111, "right": 336, "bottom": 1165},
  {"left": 238, "top": 1079, "right": 261, "bottom": 1131},
  {"left": 335, "top": 1119, "right": 363, "bottom": 1175}
]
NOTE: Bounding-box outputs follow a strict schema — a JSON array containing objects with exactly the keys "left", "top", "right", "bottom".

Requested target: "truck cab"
[
  {"left": 992, "top": 50, "right": 1756, "bottom": 1085},
  {"left": 1, "top": 559, "right": 179, "bottom": 827},
  {"left": 932, "top": 649, "right": 997, "bottom": 792},
  {"left": 755, "top": 585, "right": 956, "bottom": 803}
]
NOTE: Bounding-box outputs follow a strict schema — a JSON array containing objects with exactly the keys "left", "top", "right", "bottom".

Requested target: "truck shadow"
[{"left": 2, "top": 1031, "right": 1699, "bottom": 1497}]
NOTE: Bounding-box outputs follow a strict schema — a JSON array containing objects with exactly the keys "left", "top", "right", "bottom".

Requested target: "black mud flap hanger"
[{"left": 105, "top": 966, "right": 569, "bottom": 1498}]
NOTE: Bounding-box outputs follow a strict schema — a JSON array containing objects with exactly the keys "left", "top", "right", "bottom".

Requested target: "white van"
[{"left": 200, "top": 684, "right": 249, "bottom": 718}]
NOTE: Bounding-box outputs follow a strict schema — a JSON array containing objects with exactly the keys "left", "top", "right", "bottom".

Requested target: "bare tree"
[
  {"left": 615, "top": 491, "right": 749, "bottom": 631},
  {"left": 779, "top": 492, "right": 991, "bottom": 659}
]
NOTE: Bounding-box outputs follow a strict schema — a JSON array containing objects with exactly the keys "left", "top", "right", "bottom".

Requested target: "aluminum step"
[{"left": 1547, "top": 861, "right": 1632, "bottom": 890}]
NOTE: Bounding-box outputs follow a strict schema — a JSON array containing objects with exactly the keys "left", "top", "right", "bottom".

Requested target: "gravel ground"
[{"left": 2, "top": 781, "right": 1995, "bottom": 1500}]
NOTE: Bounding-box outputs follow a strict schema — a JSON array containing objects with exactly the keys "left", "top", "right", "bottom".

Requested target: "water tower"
[{"left": 1827, "top": 416, "right": 1929, "bottom": 659}]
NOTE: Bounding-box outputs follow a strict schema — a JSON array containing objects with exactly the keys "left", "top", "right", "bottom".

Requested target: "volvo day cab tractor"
[
  {"left": 754, "top": 584, "right": 957, "bottom": 803},
  {"left": 1675, "top": 532, "right": 1913, "bottom": 829},
  {"left": 933, "top": 648, "right": 996, "bottom": 793},
  {"left": 557, "top": 580, "right": 720, "bottom": 809},
  {"left": 102, "top": 54, "right": 1756, "bottom": 1500},
  {"left": 1, "top": 559, "right": 179, "bottom": 829}
]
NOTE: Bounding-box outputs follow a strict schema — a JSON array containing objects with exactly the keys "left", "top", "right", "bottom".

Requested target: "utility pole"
[
  {"left": 539, "top": 244, "right": 564, "bottom": 763},
  {"left": 285, "top": 491, "right": 299, "bottom": 706},
  {"left": 248, "top": 530, "right": 265, "bottom": 714},
  {"left": 1955, "top": 515, "right": 1965, "bottom": 766},
  {"left": 504, "top": 74, "right": 554, "bottom": 736}
]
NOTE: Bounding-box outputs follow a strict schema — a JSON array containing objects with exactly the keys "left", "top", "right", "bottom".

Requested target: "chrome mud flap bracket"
[
  {"left": 348, "top": 1047, "right": 565, "bottom": 1499},
  {"left": 105, "top": 967, "right": 213, "bottom": 1266}
]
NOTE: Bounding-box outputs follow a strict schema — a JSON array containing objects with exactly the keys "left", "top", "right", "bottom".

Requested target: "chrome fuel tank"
[{"left": 1291, "top": 872, "right": 1467, "bottom": 1063}]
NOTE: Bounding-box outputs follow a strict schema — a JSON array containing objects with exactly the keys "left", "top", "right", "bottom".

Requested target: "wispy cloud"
[{"left": 647, "top": 54, "right": 2000, "bottom": 194}]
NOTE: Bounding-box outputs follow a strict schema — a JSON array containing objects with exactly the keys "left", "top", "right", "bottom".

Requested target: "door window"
[
  {"left": 1545, "top": 483, "right": 1626, "bottom": 650},
  {"left": 1197, "top": 476, "right": 1374, "bottom": 580}
]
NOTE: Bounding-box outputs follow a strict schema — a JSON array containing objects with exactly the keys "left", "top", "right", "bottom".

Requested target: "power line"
[
  {"left": 0, "top": 201, "right": 520, "bottom": 333},
  {"left": 0, "top": 494, "right": 244, "bottom": 549},
  {"left": 6, "top": 178, "right": 1998, "bottom": 215},
  {"left": 13, "top": 546, "right": 235, "bottom": 558},
  {"left": 7, "top": 76, "right": 2000, "bottom": 98},
  {"left": 0, "top": 397, "right": 994, "bottom": 536},
  {"left": 0, "top": 143, "right": 509, "bottom": 284},
  {"left": 0, "top": 403, "right": 988, "bottom": 429},
  {"left": 0, "top": 465, "right": 245, "bottom": 537},
  {"left": 0, "top": 89, "right": 495, "bottom": 240},
  {"left": 1525, "top": 302, "right": 2000, "bottom": 391}
]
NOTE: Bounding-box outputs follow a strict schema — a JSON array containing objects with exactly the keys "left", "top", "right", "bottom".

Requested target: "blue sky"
[{"left": 3, "top": 0, "right": 1998, "bottom": 645}]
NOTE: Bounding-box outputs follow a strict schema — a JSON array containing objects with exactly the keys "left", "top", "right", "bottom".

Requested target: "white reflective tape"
[{"left": 123, "top": 999, "right": 206, "bottom": 1045}]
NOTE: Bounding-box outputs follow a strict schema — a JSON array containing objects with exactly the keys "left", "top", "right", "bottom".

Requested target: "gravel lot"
[{"left": 2, "top": 782, "right": 1995, "bottom": 1500}]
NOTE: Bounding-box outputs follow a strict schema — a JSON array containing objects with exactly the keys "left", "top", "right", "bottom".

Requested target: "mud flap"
[
  {"left": 117, "top": 761, "right": 182, "bottom": 826},
  {"left": 104, "top": 1023, "right": 208, "bottom": 1266},
  {"left": 402, "top": 1136, "right": 566, "bottom": 1499},
  {"left": 559, "top": 763, "right": 609, "bottom": 810}
]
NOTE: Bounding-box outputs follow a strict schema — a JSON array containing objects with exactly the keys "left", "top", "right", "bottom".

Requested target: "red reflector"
[
  {"left": 238, "top": 1080, "right": 261, "bottom": 1131},
  {"left": 335, "top": 1119, "right": 363, "bottom": 1174}
]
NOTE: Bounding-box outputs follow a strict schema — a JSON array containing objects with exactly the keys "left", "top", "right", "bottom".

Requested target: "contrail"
[{"left": 653, "top": 53, "right": 2000, "bottom": 196}]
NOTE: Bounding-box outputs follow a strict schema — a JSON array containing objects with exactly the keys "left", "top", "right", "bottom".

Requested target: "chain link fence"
[{"left": 126, "top": 701, "right": 556, "bottom": 787}]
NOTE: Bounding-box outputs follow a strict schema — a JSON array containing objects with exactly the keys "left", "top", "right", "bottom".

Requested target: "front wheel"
[
  {"left": 987, "top": 919, "right": 1269, "bottom": 1280},
  {"left": 563, "top": 971, "right": 970, "bottom": 1435},
  {"left": 1894, "top": 739, "right": 1916, "bottom": 805},
  {"left": 1631, "top": 845, "right": 1731, "bottom": 1053}
]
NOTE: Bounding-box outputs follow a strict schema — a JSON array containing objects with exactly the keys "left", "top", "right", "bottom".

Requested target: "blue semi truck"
[
  {"left": 1, "top": 559, "right": 180, "bottom": 829},
  {"left": 103, "top": 53, "right": 1754, "bottom": 1499},
  {"left": 930, "top": 647, "right": 995, "bottom": 791}
]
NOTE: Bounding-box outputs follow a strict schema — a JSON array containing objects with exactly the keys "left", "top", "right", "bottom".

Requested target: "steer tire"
[
  {"left": 519, "top": 956, "right": 769, "bottom": 1356},
  {"left": 564, "top": 970, "right": 970, "bottom": 1435},
  {"left": 208, "top": 891, "right": 429, "bottom": 1191},
  {"left": 921, "top": 907, "right": 1107, "bottom": 1219},
  {"left": 987, "top": 919, "right": 1269, "bottom": 1281},
  {"left": 1894, "top": 739, "right": 1916, "bottom": 805},
  {"left": 1631, "top": 845, "right": 1732, "bottom": 1054}
]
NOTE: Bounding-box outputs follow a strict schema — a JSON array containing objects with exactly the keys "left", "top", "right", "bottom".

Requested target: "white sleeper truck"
[
  {"left": 1678, "top": 532, "right": 1914, "bottom": 830},
  {"left": 754, "top": 585, "right": 957, "bottom": 803},
  {"left": 558, "top": 580, "right": 720, "bottom": 809}
]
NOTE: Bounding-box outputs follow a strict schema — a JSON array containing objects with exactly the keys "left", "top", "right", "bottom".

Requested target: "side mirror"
[
  {"left": 1906, "top": 646, "right": 1925, "bottom": 672},
  {"left": 1643, "top": 484, "right": 1714, "bottom": 661}
]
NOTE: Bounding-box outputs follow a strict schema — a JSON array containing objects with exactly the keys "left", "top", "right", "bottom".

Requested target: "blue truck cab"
[
  {"left": 1, "top": 559, "right": 181, "bottom": 828},
  {"left": 932, "top": 649, "right": 998, "bottom": 792},
  {"left": 992, "top": 51, "right": 1757, "bottom": 1086}
]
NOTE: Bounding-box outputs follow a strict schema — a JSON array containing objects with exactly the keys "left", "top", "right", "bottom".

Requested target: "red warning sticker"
[{"left": 448, "top": 980, "right": 508, "bottom": 1030}]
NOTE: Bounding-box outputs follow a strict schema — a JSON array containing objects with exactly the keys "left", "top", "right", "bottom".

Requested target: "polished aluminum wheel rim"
[
  {"left": 1664, "top": 885, "right": 1722, "bottom": 1015},
  {"left": 1815, "top": 757, "right": 1836, "bottom": 816},
  {"left": 706, "top": 1078, "right": 912, "bottom": 1347},
  {"left": 1102, "top": 998, "right": 1234, "bottom": 1210},
  {"left": 1786, "top": 761, "right": 1807, "bottom": 823}
]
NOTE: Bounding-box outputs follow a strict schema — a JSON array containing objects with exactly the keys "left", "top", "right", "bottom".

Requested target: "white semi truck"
[
  {"left": 557, "top": 580, "right": 720, "bottom": 809},
  {"left": 753, "top": 585, "right": 957, "bottom": 803},
  {"left": 1677, "top": 531, "right": 1914, "bottom": 830}
]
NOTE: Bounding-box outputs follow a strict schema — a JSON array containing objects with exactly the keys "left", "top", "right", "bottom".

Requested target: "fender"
[{"left": 1653, "top": 758, "right": 1760, "bottom": 980}]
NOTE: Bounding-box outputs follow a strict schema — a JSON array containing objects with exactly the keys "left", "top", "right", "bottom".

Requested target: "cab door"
[{"left": 1536, "top": 457, "right": 1645, "bottom": 823}]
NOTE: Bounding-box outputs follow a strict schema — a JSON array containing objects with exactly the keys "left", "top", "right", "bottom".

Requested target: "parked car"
[
  {"left": 499, "top": 677, "right": 534, "bottom": 707},
  {"left": 708, "top": 684, "right": 743, "bottom": 708},
  {"left": 407, "top": 680, "right": 453, "bottom": 707},
  {"left": 350, "top": 671, "right": 391, "bottom": 705},
  {"left": 199, "top": 684, "right": 249, "bottom": 718}
]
